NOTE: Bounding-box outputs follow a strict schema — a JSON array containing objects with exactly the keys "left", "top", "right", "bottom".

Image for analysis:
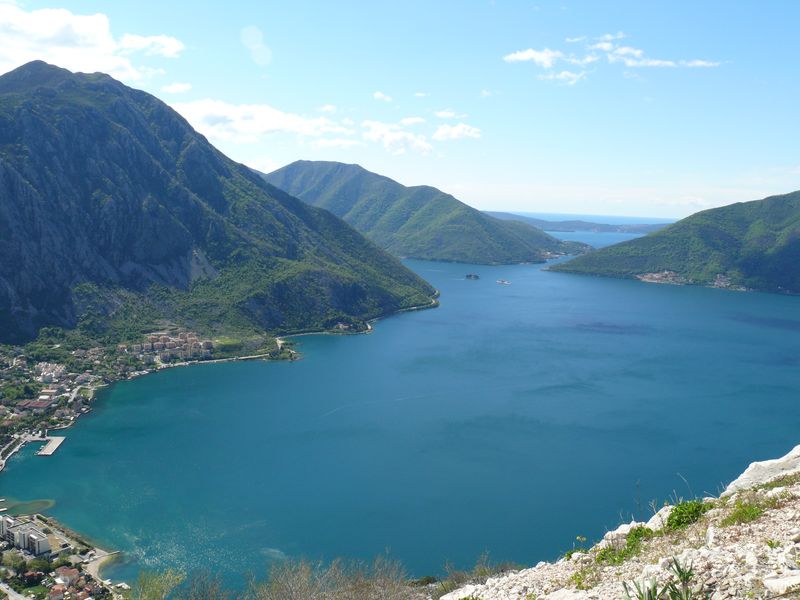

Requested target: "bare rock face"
[
  {"left": 723, "top": 444, "right": 800, "bottom": 495},
  {"left": 645, "top": 505, "right": 673, "bottom": 532},
  {"left": 0, "top": 61, "right": 434, "bottom": 342},
  {"left": 763, "top": 572, "right": 800, "bottom": 595}
]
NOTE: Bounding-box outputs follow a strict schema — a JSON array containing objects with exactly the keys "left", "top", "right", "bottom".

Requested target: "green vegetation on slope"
[
  {"left": 0, "top": 62, "right": 435, "bottom": 343},
  {"left": 551, "top": 191, "right": 800, "bottom": 293},
  {"left": 263, "top": 160, "right": 588, "bottom": 264}
]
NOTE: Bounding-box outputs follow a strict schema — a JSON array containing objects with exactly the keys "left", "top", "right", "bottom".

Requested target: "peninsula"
[{"left": 551, "top": 190, "right": 800, "bottom": 294}]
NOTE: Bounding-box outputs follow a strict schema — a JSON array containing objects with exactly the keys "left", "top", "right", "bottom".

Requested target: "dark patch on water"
[
  {"left": 573, "top": 321, "right": 652, "bottom": 335},
  {"left": 728, "top": 313, "right": 800, "bottom": 331}
]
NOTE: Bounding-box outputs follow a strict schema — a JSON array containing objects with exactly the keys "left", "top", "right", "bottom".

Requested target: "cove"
[{"left": 1, "top": 256, "right": 799, "bottom": 586}]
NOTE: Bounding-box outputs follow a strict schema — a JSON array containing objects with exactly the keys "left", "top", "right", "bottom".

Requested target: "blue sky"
[{"left": 2, "top": 0, "right": 799, "bottom": 217}]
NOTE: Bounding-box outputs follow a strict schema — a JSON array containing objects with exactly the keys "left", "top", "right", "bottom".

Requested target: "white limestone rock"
[
  {"left": 763, "top": 572, "right": 800, "bottom": 595},
  {"left": 724, "top": 444, "right": 800, "bottom": 495},
  {"left": 543, "top": 590, "right": 591, "bottom": 600},
  {"left": 645, "top": 505, "right": 673, "bottom": 532}
]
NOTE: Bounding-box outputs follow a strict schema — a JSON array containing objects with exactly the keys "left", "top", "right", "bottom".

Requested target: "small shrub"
[
  {"left": 666, "top": 500, "right": 711, "bottom": 530},
  {"left": 570, "top": 566, "right": 599, "bottom": 590},
  {"left": 432, "top": 553, "right": 518, "bottom": 600},
  {"left": 596, "top": 526, "right": 654, "bottom": 565},
  {"left": 623, "top": 579, "right": 667, "bottom": 600},
  {"left": 665, "top": 558, "right": 705, "bottom": 599},
  {"left": 757, "top": 472, "right": 800, "bottom": 490},
  {"left": 721, "top": 500, "right": 763, "bottom": 526},
  {"left": 766, "top": 539, "right": 780, "bottom": 549}
]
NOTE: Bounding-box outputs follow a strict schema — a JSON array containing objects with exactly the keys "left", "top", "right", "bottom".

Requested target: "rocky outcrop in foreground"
[{"left": 441, "top": 445, "right": 800, "bottom": 600}]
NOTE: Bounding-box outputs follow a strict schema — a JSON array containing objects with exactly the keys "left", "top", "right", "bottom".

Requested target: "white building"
[{"left": 0, "top": 517, "right": 51, "bottom": 555}]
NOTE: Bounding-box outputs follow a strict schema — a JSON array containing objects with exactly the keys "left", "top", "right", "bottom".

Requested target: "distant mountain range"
[
  {"left": 0, "top": 62, "right": 435, "bottom": 344},
  {"left": 552, "top": 191, "right": 800, "bottom": 293},
  {"left": 484, "top": 211, "right": 669, "bottom": 234},
  {"left": 263, "top": 161, "right": 588, "bottom": 264}
]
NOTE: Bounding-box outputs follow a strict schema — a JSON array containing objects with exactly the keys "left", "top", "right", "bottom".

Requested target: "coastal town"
[
  {"left": 0, "top": 329, "right": 288, "bottom": 599},
  {"left": 0, "top": 330, "right": 227, "bottom": 475},
  {"left": 0, "top": 510, "right": 126, "bottom": 599}
]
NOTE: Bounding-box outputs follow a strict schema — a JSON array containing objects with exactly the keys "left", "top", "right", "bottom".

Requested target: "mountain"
[
  {"left": 0, "top": 62, "right": 436, "bottom": 344},
  {"left": 484, "top": 211, "right": 669, "bottom": 234},
  {"left": 262, "top": 161, "right": 588, "bottom": 264},
  {"left": 551, "top": 191, "right": 800, "bottom": 293}
]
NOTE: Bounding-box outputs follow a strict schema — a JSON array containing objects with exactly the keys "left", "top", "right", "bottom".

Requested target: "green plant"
[
  {"left": 757, "top": 472, "right": 800, "bottom": 490},
  {"left": 596, "top": 526, "right": 654, "bottom": 565},
  {"left": 721, "top": 499, "right": 763, "bottom": 526},
  {"left": 563, "top": 535, "right": 588, "bottom": 559},
  {"left": 623, "top": 579, "right": 668, "bottom": 600},
  {"left": 570, "top": 566, "right": 599, "bottom": 590},
  {"left": 666, "top": 500, "right": 711, "bottom": 530},
  {"left": 665, "top": 558, "right": 707, "bottom": 599},
  {"left": 720, "top": 492, "right": 781, "bottom": 528},
  {"left": 766, "top": 539, "right": 780, "bottom": 549}
]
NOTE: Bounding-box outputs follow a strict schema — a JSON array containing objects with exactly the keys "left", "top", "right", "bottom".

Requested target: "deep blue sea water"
[{"left": 2, "top": 248, "right": 799, "bottom": 586}]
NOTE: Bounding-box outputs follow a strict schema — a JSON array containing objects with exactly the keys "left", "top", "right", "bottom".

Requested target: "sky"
[{"left": 1, "top": 1, "right": 799, "bottom": 218}]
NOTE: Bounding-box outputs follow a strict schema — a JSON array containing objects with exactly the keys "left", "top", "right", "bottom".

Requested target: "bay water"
[{"left": 2, "top": 249, "right": 799, "bottom": 585}]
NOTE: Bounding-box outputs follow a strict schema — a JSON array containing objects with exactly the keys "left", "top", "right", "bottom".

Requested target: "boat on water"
[
  {"left": 465, "top": 274, "right": 480, "bottom": 280},
  {"left": 496, "top": 279, "right": 511, "bottom": 285}
]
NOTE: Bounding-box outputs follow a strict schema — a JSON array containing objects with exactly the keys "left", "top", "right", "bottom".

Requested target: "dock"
[{"left": 36, "top": 437, "right": 66, "bottom": 456}]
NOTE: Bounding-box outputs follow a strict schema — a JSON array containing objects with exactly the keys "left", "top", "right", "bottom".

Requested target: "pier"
[{"left": 36, "top": 437, "right": 66, "bottom": 456}]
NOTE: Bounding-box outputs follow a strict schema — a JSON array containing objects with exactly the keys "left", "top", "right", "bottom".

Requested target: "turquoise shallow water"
[{"left": 2, "top": 254, "right": 800, "bottom": 585}]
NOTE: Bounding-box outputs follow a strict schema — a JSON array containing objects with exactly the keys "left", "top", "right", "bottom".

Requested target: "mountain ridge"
[
  {"left": 551, "top": 191, "right": 800, "bottom": 293},
  {"left": 263, "top": 160, "right": 588, "bottom": 265},
  {"left": 0, "top": 61, "right": 436, "bottom": 343}
]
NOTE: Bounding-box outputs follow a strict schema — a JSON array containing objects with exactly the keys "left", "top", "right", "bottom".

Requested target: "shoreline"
[{"left": 0, "top": 293, "right": 440, "bottom": 583}]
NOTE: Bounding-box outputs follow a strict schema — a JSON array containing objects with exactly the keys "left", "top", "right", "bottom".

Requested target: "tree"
[
  {"left": 175, "top": 572, "right": 229, "bottom": 600},
  {"left": 131, "top": 569, "right": 185, "bottom": 600}
]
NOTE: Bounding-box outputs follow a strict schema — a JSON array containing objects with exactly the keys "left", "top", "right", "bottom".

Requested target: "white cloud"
[
  {"left": 613, "top": 46, "right": 644, "bottom": 58},
  {"left": 414, "top": 91, "right": 428, "bottom": 97},
  {"left": 565, "top": 36, "right": 586, "bottom": 43},
  {"left": 373, "top": 91, "right": 392, "bottom": 102},
  {"left": 313, "top": 138, "right": 366, "bottom": 149},
  {"left": 538, "top": 70, "right": 586, "bottom": 85},
  {"left": 503, "top": 47, "right": 563, "bottom": 68},
  {"left": 161, "top": 82, "right": 192, "bottom": 94},
  {"left": 119, "top": 34, "right": 184, "bottom": 58},
  {"left": 0, "top": 4, "right": 185, "bottom": 81},
  {"left": 361, "top": 120, "right": 432, "bottom": 154},
  {"left": 435, "top": 108, "right": 466, "bottom": 119},
  {"left": 172, "top": 99, "right": 353, "bottom": 144},
  {"left": 399, "top": 116, "right": 425, "bottom": 126},
  {"left": 480, "top": 89, "right": 493, "bottom": 98},
  {"left": 432, "top": 122, "right": 481, "bottom": 141},
  {"left": 240, "top": 25, "right": 272, "bottom": 67},
  {"left": 681, "top": 59, "right": 721, "bottom": 68},
  {"left": 319, "top": 104, "right": 337, "bottom": 113},
  {"left": 565, "top": 54, "right": 599, "bottom": 66},
  {"left": 246, "top": 156, "right": 278, "bottom": 174},
  {"left": 505, "top": 31, "right": 721, "bottom": 79},
  {"left": 610, "top": 54, "right": 676, "bottom": 68}
]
